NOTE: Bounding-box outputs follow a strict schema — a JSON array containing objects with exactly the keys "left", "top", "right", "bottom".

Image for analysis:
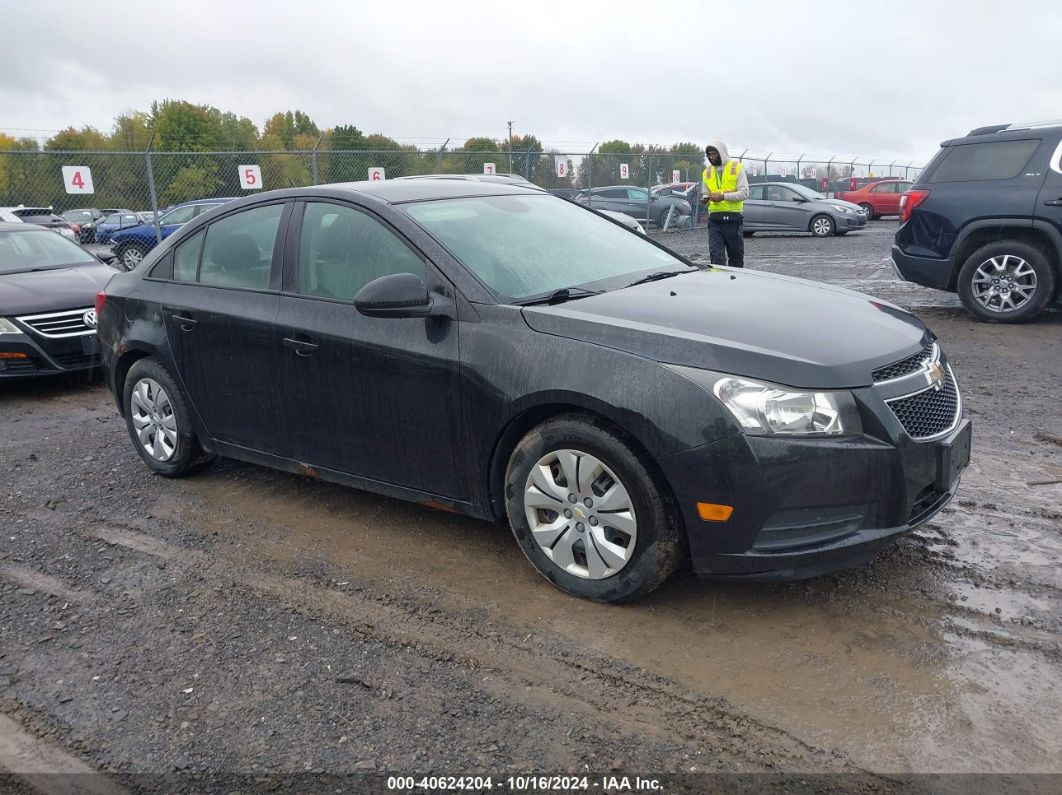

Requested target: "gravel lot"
[{"left": 2, "top": 220, "right": 1061, "bottom": 793}]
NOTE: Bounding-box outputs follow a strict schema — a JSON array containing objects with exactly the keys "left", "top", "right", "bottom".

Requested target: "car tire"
[
  {"left": 742, "top": 230, "right": 756, "bottom": 238},
  {"left": 117, "top": 242, "right": 149, "bottom": 271},
  {"left": 123, "top": 358, "right": 215, "bottom": 477},
  {"left": 810, "top": 214, "right": 835, "bottom": 237},
  {"left": 860, "top": 203, "right": 876, "bottom": 220},
  {"left": 504, "top": 414, "right": 682, "bottom": 603},
  {"left": 957, "top": 241, "right": 1057, "bottom": 323},
  {"left": 836, "top": 230, "right": 849, "bottom": 236}
]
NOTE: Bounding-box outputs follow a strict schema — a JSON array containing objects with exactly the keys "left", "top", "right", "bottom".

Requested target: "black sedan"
[
  {"left": 0, "top": 223, "right": 113, "bottom": 377},
  {"left": 96, "top": 181, "right": 971, "bottom": 602}
]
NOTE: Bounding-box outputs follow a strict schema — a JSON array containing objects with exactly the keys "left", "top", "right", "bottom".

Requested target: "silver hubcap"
[
  {"left": 523, "top": 448, "right": 637, "bottom": 580},
  {"left": 130, "top": 378, "right": 178, "bottom": 461},
  {"left": 122, "top": 247, "right": 144, "bottom": 269},
  {"left": 813, "top": 217, "right": 832, "bottom": 236},
  {"left": 971, "top": 255, "right": 1037, "bottom": 313}
]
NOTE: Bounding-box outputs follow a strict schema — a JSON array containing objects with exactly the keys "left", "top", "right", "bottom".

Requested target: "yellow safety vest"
[{"left": 702, "top": 161, "right": 744, "bottom": 214}]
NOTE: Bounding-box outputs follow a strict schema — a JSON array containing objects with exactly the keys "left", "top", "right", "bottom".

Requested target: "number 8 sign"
[
  {"left": 62, "top": 166, "right": 94, "bottom": 194},
  {"left": 239, "top": 165, "right": 263, "bottom": 190}
]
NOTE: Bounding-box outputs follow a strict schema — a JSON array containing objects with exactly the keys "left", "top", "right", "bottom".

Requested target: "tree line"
[{"left": 0, "top": 100, "right": 708, "bottom": 210}]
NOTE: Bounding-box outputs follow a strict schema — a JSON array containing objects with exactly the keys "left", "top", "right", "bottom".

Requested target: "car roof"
[
  {"left": 0, "top": 222, "right": 44, "bottom": 232},
  {"left": 315, "top": 178, "right": 545, "bottom": 203}
]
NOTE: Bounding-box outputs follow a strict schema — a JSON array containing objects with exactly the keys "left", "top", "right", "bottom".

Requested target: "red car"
[{"left": 836, "top": 179, "right": 912, "bottom": 219}]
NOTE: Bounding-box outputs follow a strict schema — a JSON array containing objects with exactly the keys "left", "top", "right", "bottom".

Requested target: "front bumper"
[
  {"left": 659, "top": 406, "right": 971, "bottom": 580},
  {"left": 890, "top": 245, "right": 954, "bottom": 291},
  {"left": 0, "top": 331, "right": 101, "bottom": 378},
  {"left": 842, "top": 213, "right": 868, "bottom": 229}
]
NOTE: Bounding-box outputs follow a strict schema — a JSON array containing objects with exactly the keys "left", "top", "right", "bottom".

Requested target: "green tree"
[
  {"left": 148, "top": 100, "right": 224, "bottom": 151},
  {"left": 263, "top": 110, "right": 319, "bottom": 149},
  {"left": 44, "top": 127, "right": 109, "bottom": 151},
  {"left": 460, "top": 137, "right": 504, "bottom": 174},
  {"left": 164, "top": 162, "right": 221, "bottom": 203}
]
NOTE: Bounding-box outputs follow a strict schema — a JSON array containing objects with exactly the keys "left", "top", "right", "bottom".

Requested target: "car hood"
[
  {"left": 1, "top": 263, "right": 115, "bottom": 316},
  {"left": 820, "top": 198, "right": 864, "bottom": 212},
  {"left": 521, "top": 268, "right": 928, "bottom": 389}
]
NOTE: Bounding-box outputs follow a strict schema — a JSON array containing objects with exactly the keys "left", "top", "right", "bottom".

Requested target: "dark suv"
[{"left": 892, "top": 121, "right": 1062, "bottom": 322}]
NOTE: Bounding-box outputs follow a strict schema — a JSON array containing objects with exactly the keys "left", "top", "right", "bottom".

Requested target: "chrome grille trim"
[{"left": 15, "top": 307, "right": 96, "bottom": 338}]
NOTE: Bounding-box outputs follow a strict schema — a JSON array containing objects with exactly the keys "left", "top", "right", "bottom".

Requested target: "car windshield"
[
  {"left": 404, "top": 194, "right": 690, "bottom": 300},
  {"left": 0, "top": 230, "right": 95, "bottom": 274},
  {"left": 788, "top": 183, "right": 826, "bottom": 200}
]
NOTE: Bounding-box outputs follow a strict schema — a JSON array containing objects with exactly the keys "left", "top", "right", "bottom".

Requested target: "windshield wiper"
[
  {"left": 625, "top": 269, "right": 695, "bottom": 288},
  {"left": 515, "top": 287, "right": 603, "bottom": 306}
]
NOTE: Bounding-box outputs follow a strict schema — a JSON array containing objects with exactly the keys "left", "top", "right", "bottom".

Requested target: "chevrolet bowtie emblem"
[{"left": 927, "top": 360, "right": 945, "bottom": 390}]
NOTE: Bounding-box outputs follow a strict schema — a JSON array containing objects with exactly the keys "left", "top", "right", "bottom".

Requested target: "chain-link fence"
[{"left": 0, "top": 146, "right": 924, "bottom": 240}]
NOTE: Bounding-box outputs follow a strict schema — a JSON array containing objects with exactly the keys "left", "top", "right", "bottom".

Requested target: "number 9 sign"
[{"left": 239, "top": 165, "right": 263, "bottom": 190}]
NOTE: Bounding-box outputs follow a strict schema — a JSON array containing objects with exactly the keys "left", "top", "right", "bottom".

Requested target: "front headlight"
[
  {"left": 58, "top": 228, "right": 75, "bottom": 239},
  {"left": 0, "top": 318, "right": 21, "bottom": 334},
  {"left": 666, "top": 366, "right": 862, "bottom": 436},
  {"left": 829, "top": 204, "right": 852, "bottom": 214}
]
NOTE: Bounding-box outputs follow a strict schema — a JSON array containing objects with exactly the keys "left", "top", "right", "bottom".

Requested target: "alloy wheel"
[
  {"left": 971, "top": 255, "right": 1038, "bottom": 313},
  {"left": 812, "top": 216, "right": 833, "bottom": 237},
  {"left": 121, "top": 246, "right": 145, "bottom": 270},
  {"left": 523, "top": 448, "right": 637, "bottom": 580},
  {"left": 130, "top": 378, "right": 178, "bottom": 461}
]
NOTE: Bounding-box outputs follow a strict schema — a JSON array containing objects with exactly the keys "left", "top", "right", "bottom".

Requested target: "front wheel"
[
  {"left": 123, "top": 358, "right": 215, "bottom": 477},
  {"left": 810, "top": 214, "right": 835, "bottom": 237},
  {"left": 504, "top": 415, "right": 682, "bottom": 603},
  {"left": 117, "top": 242, "right": 149, "bottom": 271},
  {"left": 957, "top": 241, "right": 1056, "bottom": 323}
]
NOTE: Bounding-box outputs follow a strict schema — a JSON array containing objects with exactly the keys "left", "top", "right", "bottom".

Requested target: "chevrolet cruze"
[{"left": 97, "top": 180, "right": 971, "bottom": 602}]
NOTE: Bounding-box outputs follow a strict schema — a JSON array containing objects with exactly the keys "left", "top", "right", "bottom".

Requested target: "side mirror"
[
  {"left": 792, "top": 196, "right": 809, "bottom": 203},
  {"left": 354, "top": 273, "right": 448, "bottom": 319}
]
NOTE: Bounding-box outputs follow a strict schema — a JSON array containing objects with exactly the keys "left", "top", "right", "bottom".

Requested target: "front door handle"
[
  {"left": 282, "top": 337, "right": 319, "bottom": 357},
  {"left": 1044, "top": 198, "right": 1062, "bottom": 206},
  {"left": 169, "top": 314, "right": 197, "bottom": 331}
]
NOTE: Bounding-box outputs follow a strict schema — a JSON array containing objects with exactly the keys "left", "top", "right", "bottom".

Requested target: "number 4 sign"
[
  {"left": 62, "top": 166, "right": 94, "bottom": 194},
  {"left": 483, "top": 163, "right": 496, "bottom": 175},
  {"left": 239, "top": 165, "right": 263, "bottom": 190}
]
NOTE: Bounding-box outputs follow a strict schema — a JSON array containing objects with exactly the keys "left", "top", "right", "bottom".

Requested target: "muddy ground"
[{"left": 1, "top": 221, "right": 1061, "bottom": 793}]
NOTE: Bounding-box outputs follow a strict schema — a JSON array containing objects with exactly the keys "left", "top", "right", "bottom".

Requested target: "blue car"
[
  {"left": 93, "top": 211, "right": 139, "bottom": 245},
  {"left": 110, "top": 199, "right": 233, "bottom": 270}
]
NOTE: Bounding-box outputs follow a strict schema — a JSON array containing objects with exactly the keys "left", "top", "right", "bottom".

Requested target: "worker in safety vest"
[{"left": 701, "top": 139, "right": 750, "bottom": 267}]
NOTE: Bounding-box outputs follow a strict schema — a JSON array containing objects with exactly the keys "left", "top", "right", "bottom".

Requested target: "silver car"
[{"left": 744, "top": 182, "right": 867, "bottom": 237}]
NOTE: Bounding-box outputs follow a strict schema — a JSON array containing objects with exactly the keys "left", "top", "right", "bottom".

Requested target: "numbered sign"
[
  {"left": 368, "top": 167, "right": 386, "bottom": 181},
  {"left": 239, "top": 165, "right": 263, "bottom": 190},
  {"left": 483, "top": 162, "right": 496, "bottom": 175},
  {"left": 62, "top": 166, "right": 94, "bottom": 194},
  {"left": 671, "top": 169, "right": 681, "bottom": 183},
  {"left": 619, "top": 163, "right": 629, "bottom": 180},
  {"left": 555, "top": 157, "right": 567, "bottom": 178}
]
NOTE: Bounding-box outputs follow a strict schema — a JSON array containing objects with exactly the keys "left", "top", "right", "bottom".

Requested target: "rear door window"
[
  {"left": 199, "top": 204, "right": 285, "bottom": 290},
  {"left": 925, "top": 139, "right": 1040, "bottom": 183},
  {"left": 160, "top": 205, "right": 198, "bottom": 226},
  {"left": 172, "top": 230, "right": 205, "bottom": 282},
  {"left": 748, "top": 185, "right": 765, "bottom": 200}
]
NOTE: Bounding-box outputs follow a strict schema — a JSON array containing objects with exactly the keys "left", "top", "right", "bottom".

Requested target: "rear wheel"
[
  {"left": 117, "top": 242, "right": 149, "bottom": 271},
  {"left": 810, "top": 214, "right": 835, "bottom": 237},
  {"left": 957, "top": 241, "right": 1056, "bottom": 323},
  {"left": 123, "top": 358, "right": 215, "bottom": 477},
  {"left": 504, "top": 415, "right": 682, "bottom": 603},
  {"left": 860, "top": 203, "right": 876, "bottom": 220}
]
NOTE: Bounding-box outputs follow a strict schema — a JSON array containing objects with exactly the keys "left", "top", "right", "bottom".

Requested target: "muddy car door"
[{"left": 274, "top": 200, "right": 466, "bottom": 499}]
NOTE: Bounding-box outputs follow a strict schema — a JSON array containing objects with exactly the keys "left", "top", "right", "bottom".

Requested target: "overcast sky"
[{"left": 2, "top": 0, "right": 1059, "bottom": 164}]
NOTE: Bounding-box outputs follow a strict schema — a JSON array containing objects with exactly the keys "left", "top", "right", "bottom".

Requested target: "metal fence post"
[
  {"left": 310, "top": 135, "right": 323, "bottom": 185},
  {"left": 145, "top": 134, "right": 161, "bottom": 243}
]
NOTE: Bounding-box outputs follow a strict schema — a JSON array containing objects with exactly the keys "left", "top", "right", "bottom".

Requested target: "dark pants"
[{"left": 708, "top": 213, "right": 744, "bottom": 268}]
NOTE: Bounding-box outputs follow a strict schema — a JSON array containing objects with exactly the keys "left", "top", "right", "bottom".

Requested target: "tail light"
[
  {"left": 900, "top": 190, "right": 930, "bottom": 223},
  {"left": 95, "top": 291, "right": 106, "bottom": 317}
]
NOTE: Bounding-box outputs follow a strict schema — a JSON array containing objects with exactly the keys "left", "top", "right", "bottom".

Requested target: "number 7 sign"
[
  {"left": 239, "top": 165, "right": 263, "bottom": 190},
  {"left": 62, "top": 166, "right": 94, "bottom": 194}
]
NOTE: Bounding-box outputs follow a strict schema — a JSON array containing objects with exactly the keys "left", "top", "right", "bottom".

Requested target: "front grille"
[
  {"left": 886, "top": 373, "right": 960, "bottom": 439},
  {"left": 0, "top": 358, "right": 39, "bottom": 374},
  {"left": 873, "top": 342, "right": 935, "bottom": 383},
  {"left": 16, "top": 308, "right": 96, "bottom": 338},
  {"left": 52, "top": 351, "right": 101, "bottom": 369}
]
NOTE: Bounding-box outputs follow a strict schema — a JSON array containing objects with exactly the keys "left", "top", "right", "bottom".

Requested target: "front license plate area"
[
  {"left": 936, "top": 420, "right": 972, "bottom": 490},
  {"left": 81, "top": 334, "right": 100, "bottom": 356}
]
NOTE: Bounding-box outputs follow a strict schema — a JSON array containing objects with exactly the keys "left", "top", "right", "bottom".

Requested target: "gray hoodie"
[{"left": 704, "top": 138, "right": 750, "bottom": 204}]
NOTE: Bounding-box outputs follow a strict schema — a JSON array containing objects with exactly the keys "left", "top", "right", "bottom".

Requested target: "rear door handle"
[
  {"left": 282, "top": 337, "right": 319, "bottom": 357},
  {"left": 1044, "top": 199, "right": 1062, "bottom": 206},
  {"left": 169, "top": 313, "right": 197, "bottom": 331}
]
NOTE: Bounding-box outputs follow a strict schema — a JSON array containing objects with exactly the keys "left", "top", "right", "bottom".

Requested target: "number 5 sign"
[
  {"left": 368, "top": 167, "right": 386, "bottom": 181},
  {"left": 62, "top": 166, "right": 94, "bottom": 194},
  {"left": 239, "top": 165, "right": 263, "bottom": 190}
]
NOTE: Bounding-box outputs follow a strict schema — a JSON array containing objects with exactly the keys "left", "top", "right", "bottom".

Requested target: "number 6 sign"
[
  {"left": 368, "top": 167, "right": 386, "bottom": 181},
  {"left": 239, "top": 165, "right": 263, "bottom": 190},
  {"left": 62, "top": 166, "right": 94, "bottom": 194}
]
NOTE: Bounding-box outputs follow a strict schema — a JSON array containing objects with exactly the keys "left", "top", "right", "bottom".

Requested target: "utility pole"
[{"left": 506, "top": 120, "right": 514, "bottom": 173}]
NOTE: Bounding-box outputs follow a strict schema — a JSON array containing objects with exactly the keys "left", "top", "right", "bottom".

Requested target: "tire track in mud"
[{"left": 79, "top": 521, "right": 872, "bottom": 777}]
